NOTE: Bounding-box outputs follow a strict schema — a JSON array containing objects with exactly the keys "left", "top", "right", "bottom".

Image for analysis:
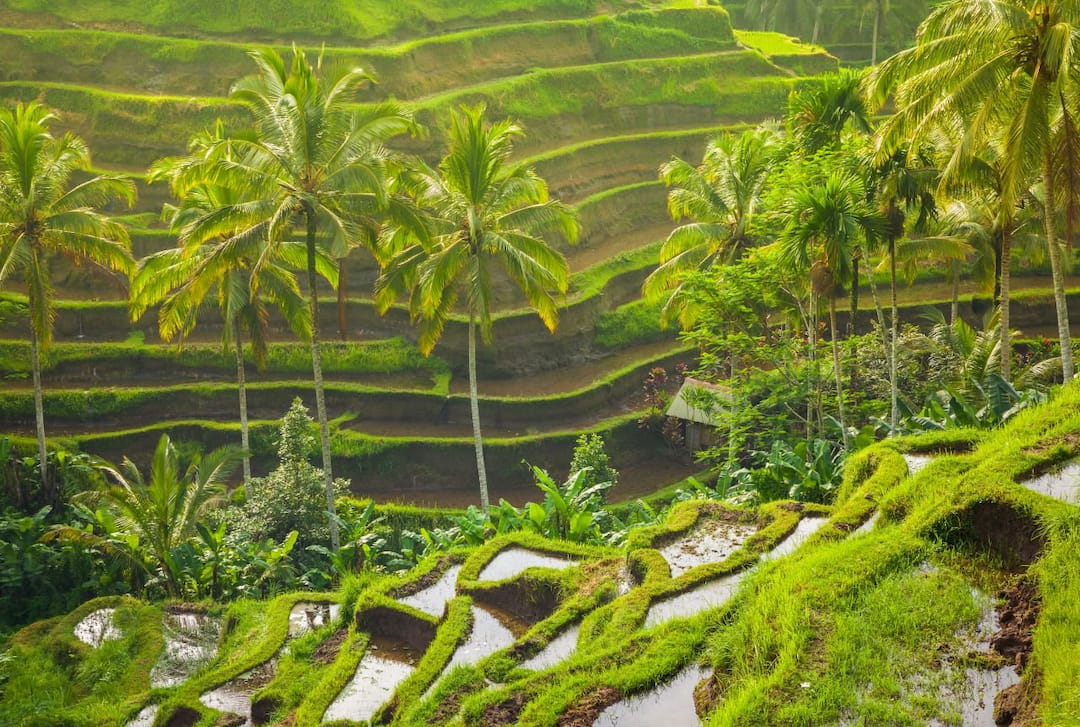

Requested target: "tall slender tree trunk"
[
  {"left": 871, "top": 1, "right": 880, "bottom": 65},
  {"left": 849, "top": 255, "right": 860, "bottom": 338},
  {"left": 234, "top": 321, "right": 252, "bottom": 496},
  {"left": 829, "top": 298, "right": 851, "bottom": 450},
  {"left": 1043, "top": 158, "right": 1074, "bottom": 381},
  {"left": 468, "top": 312, "right": 490, "bottom": 508},
  {"left": 1000, "top": 221, "right": 1012, "bottom": 380},
  {"left": 812, "top": 3, "right": 823, "bottom": 45},
  {"left": 806, "top": 289, "right": 817, "bottom": 442},
  {"left": 304, "top": 207, "right": 339, "bottom": 551},
  {"left": 889, "top": 236, "right": 899, "bottom": 433},
  {"left": 29, "top": 322, "right": 47, "bottom": 484},
  {"left": 950, "top": 260, "right": 960, "bottom": 326},
  {"left": 337, "top": 259, "right": 348, "bottom": 341}
]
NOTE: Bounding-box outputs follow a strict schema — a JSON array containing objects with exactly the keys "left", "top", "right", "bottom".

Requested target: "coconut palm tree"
[
  {"left": 376, "top": 105, "right": 579, "bottom": 508},
  {"left": 781, "top": 171, "right": 883, "bottom": 449},
  {"left": 168, "top": 48, "right": 417, "bottom": 548},
  {"left": 0, "top": 102, "right": 134, "bottom": 483},
  {"left": 644, "top": 124, "right": 780, "bottom": 327},
  {"left": 866, "top": 0, "right": 1080, "bottom": 381},
  {"left": 130, "top": 171, "right": 319, "bottom": 493}
]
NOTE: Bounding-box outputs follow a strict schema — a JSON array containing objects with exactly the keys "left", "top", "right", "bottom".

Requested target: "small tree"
[
  {"left": 568, "top": 433, "right": 619, "bottom": 494},
  {"left": 233, "top": 398, "right": 347, "bottom": 551}
]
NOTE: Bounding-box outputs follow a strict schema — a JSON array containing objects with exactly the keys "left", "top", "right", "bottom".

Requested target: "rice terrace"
[{"left": 1, "top": 0, "right": 1080, "bottom": 725}]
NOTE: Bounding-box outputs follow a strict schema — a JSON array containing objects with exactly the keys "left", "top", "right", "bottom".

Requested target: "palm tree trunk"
[
  {"left": 950, "top": 260, "right": 960, "bottom": 326},
  {"left": 871, "top": 1, "right": 880, "bottom": 65},
  {"left": 304, "top": 207, "right": 339, "bottom": 551},
  {"left": 806, "top": 289, "right": 817, "bottom": 441},
  {"left": 468, "top": 312, "right": 491, "bottom": 508},
  {"left": 1000, "top": 220, "right": 1012, "bottom": 380},
  {"left": 1042, "top": 158, "right": 1074, "bottom": 381},
  {"left": 234, "top": 322, "right": 252, "bottom": 496},
  {"left": 849, "top": 255, "right": 860, "bottom": 338},
  {"left": 812, "top": 3, "right": 823, "bottom": 45},
  {"left": 337, "top": 259, "right": 348, "bottom": 341},
  {"left": 829, "top": 298, "right": 851, "bottom": 450},
  {"left": 889, "top": 236, "right": 899, "bottom": 432},
  {"left": 29, "top": 322, "right": 48, "bottom": 485}
]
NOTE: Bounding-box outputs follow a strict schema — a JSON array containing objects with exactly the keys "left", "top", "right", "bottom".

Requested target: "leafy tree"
[
  {"left": 230, "top": 398, "right": 347, "bottom": 552},
  {"left": 781, "top": 171, "right": 883, "bottom": 449},
  {"left": 867, "top": 0, "right": 1080, "bottom": 380},
  {"left": 171, "top": 48, "right": 417, "bottom": 547},
  {"left": 644, "top": 124, "right": 780, "bottom": 326},
  {"left": 569, "top": 433, "right": 619, "bottom": 493},
  {"left": 377, "top": 105, "right": 578, "bottom": 508},
  {"left": 0, "top": 102, "right": 134, "bottom": 483}
]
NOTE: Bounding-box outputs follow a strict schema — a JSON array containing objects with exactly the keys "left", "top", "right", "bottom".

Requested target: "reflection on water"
[
  {"left": 904, "top": 454, "right": 934, "bottom": 476},
  {"left": 74, "top": 608, "right": 121, "bottom": 647},
  {"left": 761, "top": 516, "right": 828, "bottom": 562},
  {"left": 478, "top": 548, "right": 578, "bottom": 582},
  {"left": 323, "top": 636, "right": 417, "bottom": 724},
  {"left": 644, "top": 572, "right": 745, "bottom": 629},
  {"left": 397, "top": 565, "right": 462, "bottom": 617},
  {"left": 288, "top": 602, "right": 340, "bottom": 636},
  {"left": 521, "top": 624, "right": 581, "bottom": 671},
  {"left": 1020, "top": 460, "right": 1080, "bottom": 503},
  {"left": 592, "top": 664, "right": 710, "bottom": 726},
  {"left": 152, "top": 611, "right": 219, "bottom": 688}
]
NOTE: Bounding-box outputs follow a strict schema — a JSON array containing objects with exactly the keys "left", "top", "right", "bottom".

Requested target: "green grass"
[{"left": 734, "top": 30, "right": 826, "bottom": 56}]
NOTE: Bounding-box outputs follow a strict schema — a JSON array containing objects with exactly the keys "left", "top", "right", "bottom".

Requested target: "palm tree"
[
  {"left": 863, "top": 142, "right": 939, "bottom": 430},
  {"left": 787, "top": 70, "right": 873, "bottom": 337},
  {"left": 377, "top": 105, "right": 579, "bottom": 508},
  {"left": 0, "top": 102, "right": 134, "bottom": 483},
  {"left": 169, "top": 48, "right": 417, "bottom": 549},
  {"left": 866, "top": 0, "right": 1080, "bottom": 381},
  {"left": 643, "top": 124, "right": 780, "bottom": 327},
  {"left": 130, "top": 167, "right": 317, "bottom": 494},
  {"left": 50, "top": 434, "right": 241, "bottom": 598},
  {"left": 745, "top": 0, "right": 830, "bottom": 45},
  {"left": 781, "top": 171, "right": 883, "bottom": 449}
]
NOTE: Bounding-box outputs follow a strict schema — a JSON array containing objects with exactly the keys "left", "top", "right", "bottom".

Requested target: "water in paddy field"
[
  {"left": 288, "top": 602, "right": 341, "bottom": 636},
  {"left": 1019, "top": 460, "right": 1080, "bottom": 503},
  {"left": 659, "top": 520, "right": 757, "bottom": 577},
  {"left": 125, "top": 705, "right": 157, "bottom": 727},
  {"left": 397, "top": 565, "right": 463, "bottom": 617},
  {"left": 446, "top": 605, "right": 522, "bottom": 670},
  {"left": 199, "top": 660, "right": 275, "bottom": 726},
  {"left": 323, "top": 636, "right": 417, "bottom": 724},
  {"left": 760, "top": 516, "right": 828, "bottom": 562},
  {"left": 644, "top": 571, "right": 746, "bottom": 629},
  {"left": 521, "top": 623, "right": 581, "bottom": 671},
  {"left": 477, "top": 548, "right": 579, "bottom": 581},
  {"left": 73, "top": 608, "right": 121, "bottom": 647},
  {"left": 904, "top": 453, "right": 934, "bottom": 476},
  {"left": 151, "top": 611, "right": 220, "bottom": 688},
  {"left": 592, "top": 663, "right": 711, "bottom": 726}
]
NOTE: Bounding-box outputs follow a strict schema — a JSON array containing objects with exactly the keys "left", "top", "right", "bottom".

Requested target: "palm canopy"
[
  {"left": 788, "top": 69, "right": 872, "bottom": 155},
  {"left": 644, "top": 124, "right": 780, "bottom": 326},
  {"left": 0, "top": 101, "right": 134, "bottom": 348},
  {"left": 377, "top": 104, "right": 579, "bottom": 353},
  {"left": 865, "top": 0, "right": 1080, "bottom": 209},
  {"left": 779, "top": 171, "right": 884, "bottom": 288}
]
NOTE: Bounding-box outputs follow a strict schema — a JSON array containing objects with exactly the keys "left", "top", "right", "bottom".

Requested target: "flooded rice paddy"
[
  {"left": 73, "top": 608, "right": 121, "bottom": 647},
  {"left": 396, "top": 565, "right": 462, "bottom": 617},
  {"left": 323, "top": 636, "right": 418, "bottom": 724},
  {"left": 1019, "top": 460, "right": 1080, "bottom": 503},
  {"left": 592, "top": 663, "right": 711, "bottom": 726},
  {"left": 477, "top": 548, "right": 579, "bottom": 582}
]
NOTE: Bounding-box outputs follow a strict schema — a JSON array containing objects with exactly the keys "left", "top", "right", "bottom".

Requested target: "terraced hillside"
[
  {"left": 0, "top": 0, "right": 843, "bottom": 498},
  {"left": 5, "top": 381, "right": 1080, "bottom": 725}
]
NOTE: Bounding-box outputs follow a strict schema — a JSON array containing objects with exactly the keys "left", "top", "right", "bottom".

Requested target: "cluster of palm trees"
[
  {"left": 650, "top": 0, "right": 1080, "bottom": 445},
  {"left": 0, "top": 48, "right": 577, "bottom": 543}
]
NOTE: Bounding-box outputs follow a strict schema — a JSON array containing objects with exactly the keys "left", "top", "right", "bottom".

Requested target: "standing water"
[
  {"left": 478, "top": 548, "right": 579, "bottom": 581},
  {"left": 74, "top": 608, "right": 121, "bottom": 647},
  {"left": 288, "top": 602, "right": 340, "bottom": 636},
  {"left": 151, "top": 612, "right": 220, "bottom": 688},
  {"left": 323, "top": 636, "right": 417, "bottom": 724},
  {"left": 1019, "top": 460, "right": 1080, "bottom": 503},
  {"left": 644, "top": 572, "right": 746, "bottom": 629},
  {"left": 592, "top": 663, "right": 710, "bottom": 726},
  {"left": 659, "top": 520, "right": 757, "bottom": 577},
  {"left": 521, "top": 623, "right": 581, "bottom": 671},
  {"left": 397, "top": 565, "right": 463, "bottom": 617}
]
